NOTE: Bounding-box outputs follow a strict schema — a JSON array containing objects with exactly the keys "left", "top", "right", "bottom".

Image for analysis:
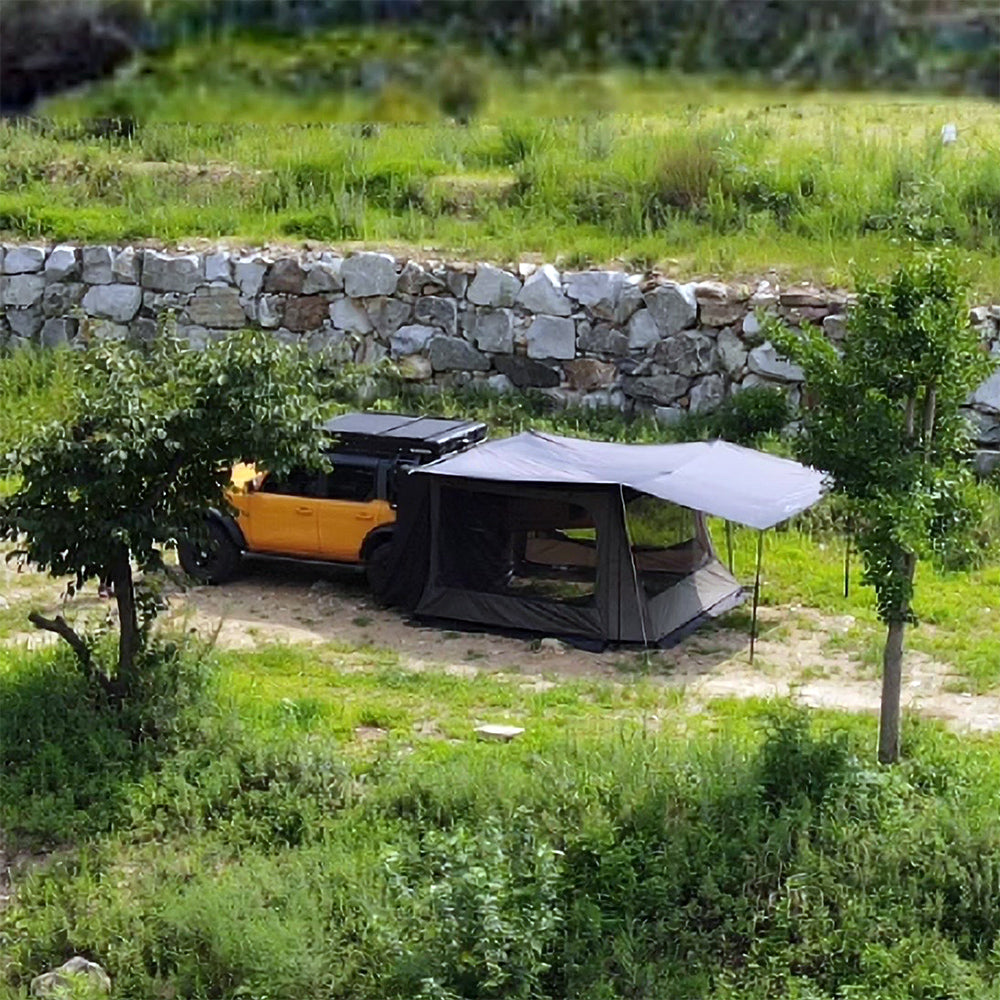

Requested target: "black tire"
[
  {"left": 364, "top": 538, "right": 395, "bottom": 599},
  {"left": 178, "top": 521, "right": 242, "bottom": 584}
]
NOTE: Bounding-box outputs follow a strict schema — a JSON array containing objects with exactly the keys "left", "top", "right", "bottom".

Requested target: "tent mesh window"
[
  {"left": 437, "top": 487, "right": 598, "bottom": 605},
  {"left": 624, "top": 494, "right": 711, "bottom": 596}
]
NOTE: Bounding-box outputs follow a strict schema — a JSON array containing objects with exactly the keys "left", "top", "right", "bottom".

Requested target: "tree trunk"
[
  {"left": 878, "top": 618, "right": 906, "bottom": 764},
  {"left": 110, "top": 545, "right": 139, "bottom": 695},
  {"left": 878, "top": 551, "right": 916, "bottom": 764}
]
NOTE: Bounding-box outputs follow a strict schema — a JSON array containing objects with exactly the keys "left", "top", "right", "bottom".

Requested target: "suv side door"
[
  {"left": 237, "top": 467, "right": 324, "bottom": 556},
  {"left": 314, "top": 454, "right": 395, "bottom": 561}
]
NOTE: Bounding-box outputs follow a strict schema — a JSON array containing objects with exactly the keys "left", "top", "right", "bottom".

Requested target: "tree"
[
  {"left": 0, "top": 331, "right": 326, "bottom": 699},
  {"left": 769, "top": 253, "right": 994, "bottom": 763}
]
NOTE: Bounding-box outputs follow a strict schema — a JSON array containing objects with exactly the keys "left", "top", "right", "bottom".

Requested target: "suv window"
[
  {"left": 324, "top": 465, "right": 377, "bottom": 502},
  {"left": 259, "top": 468, "right": 324, "bottom": 498}
]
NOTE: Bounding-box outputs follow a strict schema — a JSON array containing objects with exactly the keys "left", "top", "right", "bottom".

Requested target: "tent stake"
[
  {"left": 843, "top": 532, "right": 851, "bottom": 599},
  {"left": 749, "top": 530, "right": 764, "bottom": 665},
  {"left": 725, "top": 520, "right": 735, "bottom": 574}
]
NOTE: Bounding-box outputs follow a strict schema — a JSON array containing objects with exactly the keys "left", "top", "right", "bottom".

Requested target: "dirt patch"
[
  {"left": 166, "top": 562, "right": 1000, "bottom": 733},
  {"left": 3, "top": 555, "right": 999, "bottom": 733}
]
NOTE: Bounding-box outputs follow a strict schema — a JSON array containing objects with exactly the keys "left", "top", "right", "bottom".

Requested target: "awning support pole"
[
  {"left": 749, "top": 530, "right": 764, "bottom": 665},
  {"left": 620, "top": 484, "right": 649, "bottom": 650},
  {"left": 725, "top": 520, "right": 735, "bottom": 574},
  {"left": 843, "top": 532, "right": 851, "bottom": 599}
]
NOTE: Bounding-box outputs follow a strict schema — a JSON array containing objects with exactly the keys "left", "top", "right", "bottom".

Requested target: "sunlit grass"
[
  {"left": 716, "top": 522, "right": 1000, "bottom": 690},
  {"left": 4, "top": 69, "right": 999, "bottom": 289},
  {"left": 217, "top": 640, "right": 677, "bottom": 747}
]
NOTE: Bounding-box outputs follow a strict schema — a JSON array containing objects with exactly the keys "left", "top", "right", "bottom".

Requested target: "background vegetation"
[
  {"left": 4, "top": 87, "right": 1000, "bottom": 288},
  {"left": 3, "top": 0, "right": 997, "bottom": 114}
]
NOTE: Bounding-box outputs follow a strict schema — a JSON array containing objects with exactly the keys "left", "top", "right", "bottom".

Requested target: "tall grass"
[
  {"left": 0, "top": 348, "right": 78, "bottom": 475},
  {"left": 4, "top": 84, "right": 999, "bottom": 288}
]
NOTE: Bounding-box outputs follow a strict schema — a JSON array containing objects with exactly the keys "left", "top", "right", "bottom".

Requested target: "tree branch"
[
  {"left": 921, "top": 385, "right": 937, "bottom": 458},
  {"left": 28, "top": 610, "right": 89, "bottom": 661},
  {"left": 904, "top": 396, "right": 916, "bottom": 442},
  {"left": 27, "top": 611, "right": 113, "bottom": 697}
]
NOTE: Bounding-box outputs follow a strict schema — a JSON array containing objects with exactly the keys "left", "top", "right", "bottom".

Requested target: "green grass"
[
  {"left": 2, "top": 641, "right": 1000, "bottom": 999},
  {"left": 716, "top": 522, "right": 1000, "bottom": 692},
  {"left": 5, "top": 55, "right": 1000, "bottom": 288},
  {"left": 0, "top": 348, "right": 78, "bottom": 465},
  {"left": 218, "top": 640, "right": 672, "bottom": 746}
]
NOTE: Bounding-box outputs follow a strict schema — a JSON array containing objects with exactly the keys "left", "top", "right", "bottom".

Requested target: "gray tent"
[{"left": 374, "top": 431, "right": 826, "bottom": 647}]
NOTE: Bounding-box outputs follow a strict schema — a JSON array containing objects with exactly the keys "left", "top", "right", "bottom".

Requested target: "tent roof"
[{"left": 416, "top": 431, "right": 826, "bottom": 530}]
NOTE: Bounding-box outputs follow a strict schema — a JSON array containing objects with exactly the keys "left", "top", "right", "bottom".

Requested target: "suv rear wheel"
[
  {"left": 178, "top": 522, "right": 242, "bottom": 584},
  {"left": 365, "top": 537, "right": 395, "bottom": 597}
]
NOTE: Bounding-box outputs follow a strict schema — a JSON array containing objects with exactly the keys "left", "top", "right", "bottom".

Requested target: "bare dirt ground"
[{"left": 4, "top": 553, "right": 999, "bottom": 733}]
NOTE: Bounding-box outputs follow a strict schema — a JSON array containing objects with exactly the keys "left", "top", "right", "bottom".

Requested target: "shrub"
[
  {"left": 756, "top": 705, "right": 853, "bottom": 812},
  {"left": 714, "top": 385, "right": 792, "bottom": 445},
  {"left": 435, "top": 55, "right": 488, "bottom": 124},
  {"left": 382, "top": 818, "right": 563, "bottom": 999},
  {"left": 127, "top": 730, "right": 349, "bottom": 847},
  {"left": 0, "top": 634, "right": 215, "bottom": 844}
]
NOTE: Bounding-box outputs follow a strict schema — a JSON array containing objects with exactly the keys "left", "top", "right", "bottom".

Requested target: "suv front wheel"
[{"left": 178, "top": 521, "right": 242, "bottom": 584}]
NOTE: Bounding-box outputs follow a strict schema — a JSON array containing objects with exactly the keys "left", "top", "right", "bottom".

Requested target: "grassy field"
[
  {"left": 4, "top": 48, "right": 999, "bottom": 288},
  {"left": 3, "top": 637, "right": 1000, "bottom": 999}
]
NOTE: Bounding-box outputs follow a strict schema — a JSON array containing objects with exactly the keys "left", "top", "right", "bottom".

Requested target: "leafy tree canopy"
[{"left": 771, "top": 254, "right": 992, "bottom": 621}]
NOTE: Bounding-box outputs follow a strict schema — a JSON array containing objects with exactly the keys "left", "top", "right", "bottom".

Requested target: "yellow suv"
[{"left": 178, "top": 413, "right": 487, "bottom": 585}]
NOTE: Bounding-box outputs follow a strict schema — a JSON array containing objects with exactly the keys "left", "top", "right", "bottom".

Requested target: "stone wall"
[{"left": 1, "top": 243, "right": 998, "bottom": 469}]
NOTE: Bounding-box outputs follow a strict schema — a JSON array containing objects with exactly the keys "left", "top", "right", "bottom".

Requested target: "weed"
[{"left": 646, "top": 128, "right": 723, "bottom": 216}]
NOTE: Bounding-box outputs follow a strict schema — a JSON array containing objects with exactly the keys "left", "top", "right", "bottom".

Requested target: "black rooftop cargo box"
[{"left": 322, "top": 412, "right": 488, "bottom": 462}]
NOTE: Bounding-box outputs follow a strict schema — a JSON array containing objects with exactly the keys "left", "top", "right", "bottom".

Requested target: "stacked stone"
[
  {"left": 968, "top": 305, "right": 1000, "bottom": 474},
  {"left": 1, "top": 243, "right": 998, "bottom": 468}
]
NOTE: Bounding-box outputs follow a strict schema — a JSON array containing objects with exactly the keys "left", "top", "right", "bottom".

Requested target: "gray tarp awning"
[{"left": 417, "top": 431, "right": 826, "bottom": 530}]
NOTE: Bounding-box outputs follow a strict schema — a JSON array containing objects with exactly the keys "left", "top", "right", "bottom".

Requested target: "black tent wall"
[
  {"left": 418, "top": 479, "right": 615, "bottom": 642},
  {"left": 373, "top": 472, "right": 743, "bottom": 646}
]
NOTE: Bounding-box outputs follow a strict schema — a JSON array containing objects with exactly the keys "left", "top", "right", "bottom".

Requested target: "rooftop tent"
[{"left": 372, "top": 431, "right": 826, "bottom": 647}]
